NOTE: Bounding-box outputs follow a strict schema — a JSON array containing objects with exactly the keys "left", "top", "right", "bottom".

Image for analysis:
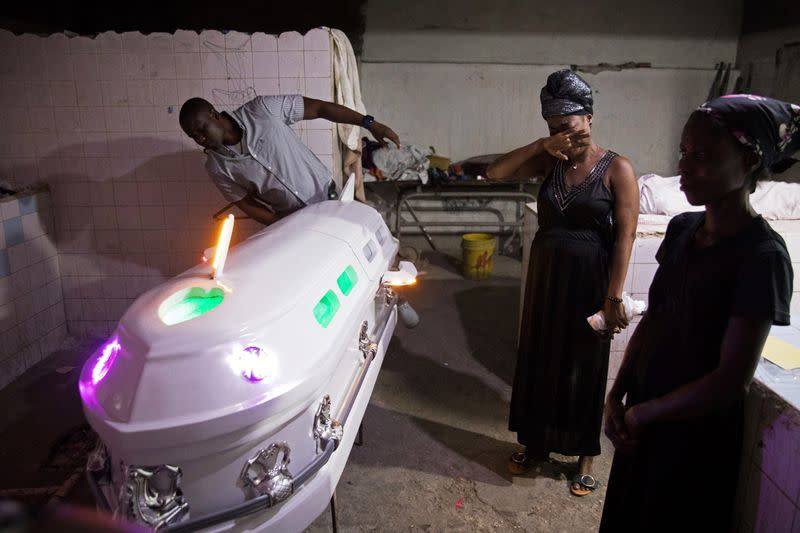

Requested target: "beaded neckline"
[{"left": 552, "top": 150, "right": 617, "bottom": 211}]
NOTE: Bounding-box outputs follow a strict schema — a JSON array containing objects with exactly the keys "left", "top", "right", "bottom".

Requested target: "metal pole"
[
  {"left": 330, "top": 491, "right": 339, "bottom": 533},
  {"left": 397, "top": 196, "right": 438, "bottom": 251},
  {"left": 355, "top": 423, "right": 364, "bottom": 446}
]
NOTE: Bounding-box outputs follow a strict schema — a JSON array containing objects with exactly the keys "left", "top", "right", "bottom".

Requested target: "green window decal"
[
  {"left": 337, "top": 265, "right": 359, "bottom": 296},
  {"left": 159, "top": 287, "right": 225, "bottom": 326},
  {"left": 313, "top": 290, "right": 340, "bottom": 328}
]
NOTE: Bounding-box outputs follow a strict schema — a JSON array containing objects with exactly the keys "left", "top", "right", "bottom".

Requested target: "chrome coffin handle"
[
  {"left": 359, "top": 320, "right": 377, "bottom": 359},
  {"left": 314, "top": 394, "right": 343, "bottom": 451},
  {"left": 313, "top": 316, "right": 385, "bottom": 452},
  {"left": 334, "top": 307, "right": 395, "bottom": 429},
  {"left": 119, "top": 464, "right": 190, "bottom": 530},
  {"left": 239, "top": 442, "right": 294, "bottom": 504}
]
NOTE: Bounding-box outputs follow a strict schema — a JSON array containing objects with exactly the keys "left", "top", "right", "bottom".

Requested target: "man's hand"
[
  {"left": 542, "top": 129, "right": 590, "bottom": 160},
  {"left": 368, "top": 122, "right": 401, "bottom": 148},
  {"left": 302, "top": 98, "right": 402, "bottom": 148}
]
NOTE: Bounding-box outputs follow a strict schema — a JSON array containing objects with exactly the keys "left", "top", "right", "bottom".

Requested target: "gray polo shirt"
[{"left": 204, "top": 95, "right": 333, "bottom": 215}]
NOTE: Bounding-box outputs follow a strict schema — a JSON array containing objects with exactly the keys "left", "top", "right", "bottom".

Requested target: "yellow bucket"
[
  {"left": 461, "top": 233, "right": 495, "bottom": 279},
  {"left": 427, "top": 154, "right": 451, "bottom": 170}
]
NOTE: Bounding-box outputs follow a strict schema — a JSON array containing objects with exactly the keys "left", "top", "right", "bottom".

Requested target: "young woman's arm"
[
  {"left": 626, "top": 316, "right": 771, "bottom": 433},
  {"left": 605, "top": 313, "right": 651, "bottom": 452}
]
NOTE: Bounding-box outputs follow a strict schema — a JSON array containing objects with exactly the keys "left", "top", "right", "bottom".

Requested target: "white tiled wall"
[
  {"left": 0, "top": 28, "right": 335, "bottom": 340},
  {"left": 736, "top": 383, "right": 800, "bottom": 533},
  {"left": 0, "top": 189, "right": 67, "bottom": 389}
]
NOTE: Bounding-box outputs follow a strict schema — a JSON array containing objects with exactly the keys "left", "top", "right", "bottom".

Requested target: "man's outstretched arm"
[{"left": 302, "top": 97, "right": 401, "bottom": 148}]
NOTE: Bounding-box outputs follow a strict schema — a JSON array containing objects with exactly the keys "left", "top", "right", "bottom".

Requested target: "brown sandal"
[
  {"left": 508, "top": 450, "right": 547, "bottom": 475},
  {"left": 508, "top": 451, "right": 532, "bottom": 474}
]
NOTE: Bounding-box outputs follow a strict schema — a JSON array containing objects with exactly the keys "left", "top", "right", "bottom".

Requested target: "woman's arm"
[
  {"left": 626, "top": 316, "right": 771, "bottom": 433},
  {"left": 602, "top": 156, "right": 640, "bottom": 331},
  {"left": 486, "top": 139, "right": 549, "bottom": 182},
  {"left": 486, "top": 130, "right": 590, "bottom": 182}
]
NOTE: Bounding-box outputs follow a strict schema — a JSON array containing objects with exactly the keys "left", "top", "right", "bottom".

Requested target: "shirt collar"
[{"left": 206, "top": 110, "right": 247, "bottom": 158}]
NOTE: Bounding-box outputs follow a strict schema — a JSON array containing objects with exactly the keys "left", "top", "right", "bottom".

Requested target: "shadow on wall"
[{"left": 17, "top": 136, "right": 263, "bottom": 339}]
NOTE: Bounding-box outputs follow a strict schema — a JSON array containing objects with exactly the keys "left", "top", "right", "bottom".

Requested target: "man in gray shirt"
[{"left": 179, "top": 95, "right": 400, "bottom": 226}]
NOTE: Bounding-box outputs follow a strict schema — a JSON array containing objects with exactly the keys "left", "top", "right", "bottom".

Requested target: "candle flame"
[{"left": 212, "top": 214, "right": 235, "bottom": 279}]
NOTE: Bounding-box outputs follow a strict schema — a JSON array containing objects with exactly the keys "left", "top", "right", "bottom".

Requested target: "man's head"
[{"left": 179, "top": 97, "right": 226, "bottom": 150}]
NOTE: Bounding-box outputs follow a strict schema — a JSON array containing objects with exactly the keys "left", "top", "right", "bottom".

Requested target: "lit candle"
[{"left": 212, "top": 214, "right": 235, "bottom": 279}]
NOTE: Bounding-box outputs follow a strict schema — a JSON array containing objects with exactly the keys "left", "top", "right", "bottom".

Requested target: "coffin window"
[
  {"left": 337, "top": 265, "right": 358, "bottom": 296},
  {"left": 375, "top": 225, "right": 389, "bottom": 245},
  {"left": 362, "top": 240, "right": 377, "bottom": 262},
  {"left": 159, "top": 287, "right": 225, "bottom": 326},
  {"left": 313, "top": 290, "right": 340, "bottom": 328}
]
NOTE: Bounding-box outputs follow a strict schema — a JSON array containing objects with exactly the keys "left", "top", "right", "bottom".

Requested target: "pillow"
[
  {"left": 751, "top": 181, "right": 800, "bottom": 220},
  {"left": 638, "top": 174, "right": 702, "bottom": 216},
  {"left": 638, "top": 174, "right": 800, "bottom": 220}
]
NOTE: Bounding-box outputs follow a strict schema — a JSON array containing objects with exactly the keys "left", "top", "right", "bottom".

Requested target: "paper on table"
[{"left": 762, "top": 336, "right": 800, "bottom": 370}]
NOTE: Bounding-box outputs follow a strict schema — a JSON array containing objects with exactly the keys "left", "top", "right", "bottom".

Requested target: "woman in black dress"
[
  {"left": 600, "top": 95, "right": 798, "bottom": 532},
  {"left": 487, "top": 70, "right": 640, "bottom": 496}
]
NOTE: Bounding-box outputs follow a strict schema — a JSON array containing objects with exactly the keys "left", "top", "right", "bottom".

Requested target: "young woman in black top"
[{"left": 600, "top": 95, "right": 799, "bottom": 532}]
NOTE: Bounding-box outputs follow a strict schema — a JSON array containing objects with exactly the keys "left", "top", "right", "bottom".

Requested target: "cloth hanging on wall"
[
  {"left": 330, "top": 29, "right": 365, "bottom": 151},
  {"left": 330, "top": 28, "right": 366, "bottom": 200}
]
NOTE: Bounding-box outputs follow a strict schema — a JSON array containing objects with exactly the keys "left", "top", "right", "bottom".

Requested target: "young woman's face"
[{"left": 678, "top": 113, "right": 753, "bottom": 206}]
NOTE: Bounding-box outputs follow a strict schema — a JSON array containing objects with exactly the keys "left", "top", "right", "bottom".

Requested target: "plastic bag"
[{"left": 587, "top": 292, "right": 647, "bottom": 332}]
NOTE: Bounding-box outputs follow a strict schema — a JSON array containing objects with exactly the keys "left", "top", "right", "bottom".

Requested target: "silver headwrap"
[{"left": 540, "top": 70, "right": 594, "bottom": 118}]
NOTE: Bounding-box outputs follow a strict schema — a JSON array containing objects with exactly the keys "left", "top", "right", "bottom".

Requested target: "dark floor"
[{"left": 0, "top": 248, "right": 614, "bottom": 532}]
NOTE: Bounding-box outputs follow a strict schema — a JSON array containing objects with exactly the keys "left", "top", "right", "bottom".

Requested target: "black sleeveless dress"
[{"left": 509, "top": 151, "right": 617, "bottom": 456}]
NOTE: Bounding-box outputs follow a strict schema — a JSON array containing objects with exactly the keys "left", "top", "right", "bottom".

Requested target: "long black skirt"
[
  {"left": 599, "top": 388, "right": 743, "bottom": 532},
  {"left": 509, "top": 229, "right": 611, "bottom": 456}
]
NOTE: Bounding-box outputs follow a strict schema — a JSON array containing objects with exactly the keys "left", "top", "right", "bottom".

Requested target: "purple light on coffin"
[
  {"left": 92, "top": 338, "right": 121, "bottom": 385},
  {"left": 238, "top": 345, "right": 268, "bottom": 382}
]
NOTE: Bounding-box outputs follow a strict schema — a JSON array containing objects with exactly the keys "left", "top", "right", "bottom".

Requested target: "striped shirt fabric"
[{"left": 204, "top": 95, "right": 333, "bottom": 215}]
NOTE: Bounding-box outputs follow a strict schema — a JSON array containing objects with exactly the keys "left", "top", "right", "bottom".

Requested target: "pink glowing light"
[
  {"left": 92, "top": 338, "right": 121, "bottom": 384},
  {"left": 238, "top": 345, "right": 269, "bottom": 382}
]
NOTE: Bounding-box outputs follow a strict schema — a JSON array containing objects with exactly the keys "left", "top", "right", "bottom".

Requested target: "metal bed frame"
[{"left": 384, "top": 180, "right": 538, "bottom": 252}]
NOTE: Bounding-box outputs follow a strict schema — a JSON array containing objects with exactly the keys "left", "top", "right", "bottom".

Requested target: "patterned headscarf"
[
  {"left": 696, "top": 94, "right": 800, "bottom": 174},
  {"left": 540, "top": 69, "right": 593, "bottom": 118}
]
